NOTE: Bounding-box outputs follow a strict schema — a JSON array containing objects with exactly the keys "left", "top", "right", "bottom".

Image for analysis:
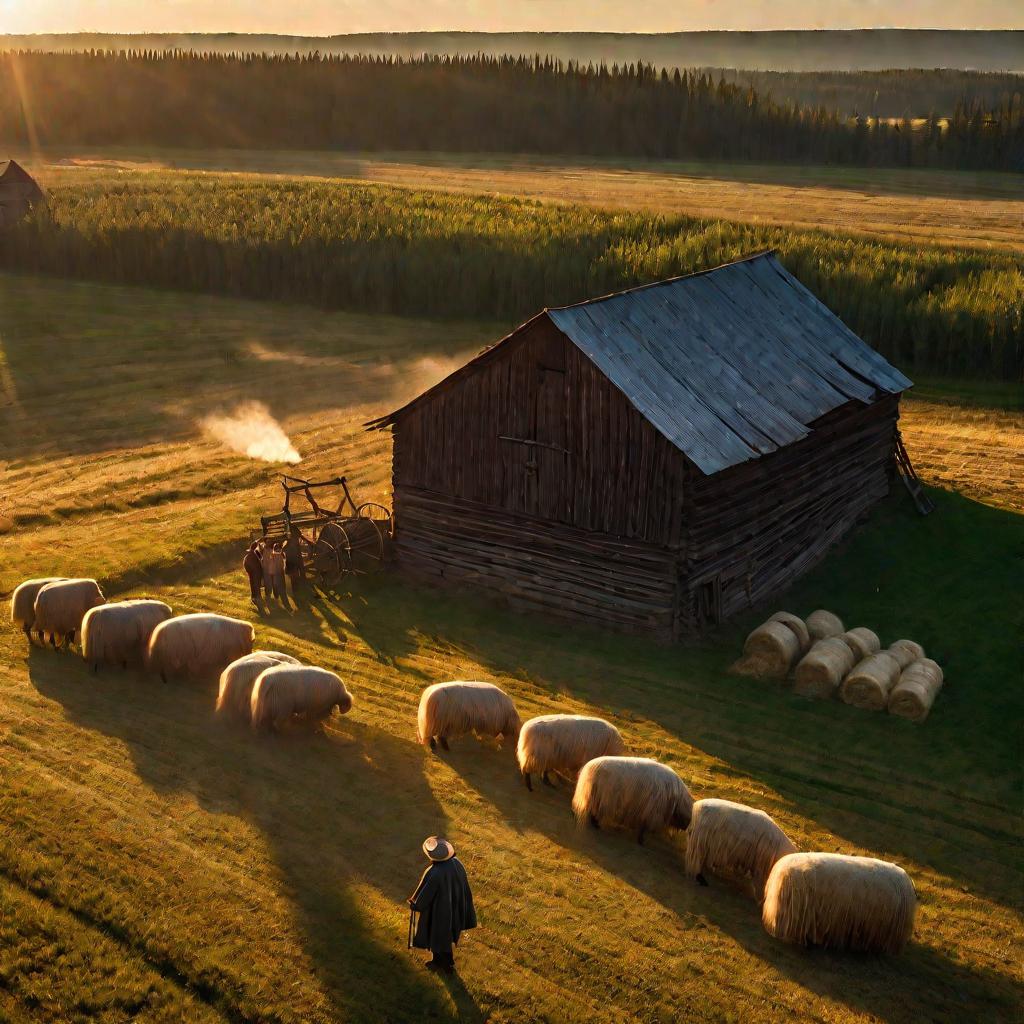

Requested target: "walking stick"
[{"left": 407, "top": 907, "right": 416, "bottom": 949}]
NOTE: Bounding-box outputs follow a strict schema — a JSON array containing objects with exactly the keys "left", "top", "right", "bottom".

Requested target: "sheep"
[
  {"left": 32, "top": 578, "right": 106, "bottom": 647},
  {"left": 516, "top": 714, "right": 625, "bottom": 791},
  {"left": 250, "top": 664, "right": 352, "bottom": 732},
  {"left": 216, "top": 650, "right": 300, "bottom": 721},
  {"left": 684, "top": 798, "right": 797, "bottom": 900},
  {"left": 10, "top": 577, "right": 65, "bottom": 642},
  {"left": 146, "top": 613, "right": 254, "bottom": 682},
  {"left": 417, "top": 680, "right": 521, "bottom": 752},
  {"left": 762, "top": 852, "right": 916, "bottom": 955},
  {"left": 80, "top": 599, "right": 173, "bottom": 670},
  {"left": 572, "top": 756, "right": 693, "bottom": 845}
]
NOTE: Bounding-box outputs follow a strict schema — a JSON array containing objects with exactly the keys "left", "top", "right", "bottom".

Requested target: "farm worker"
[
  {"left": 262, "top": 543, "right": 287, "bottom": 601},
  {"left": 242, "top": 541, "right": 265, "bottom": 604},
  {"left": 407, "top": 837, "right": 477, "bottom": 974},
  {"left": 283, "top": 529, "right": 305, "bottom": 588}
]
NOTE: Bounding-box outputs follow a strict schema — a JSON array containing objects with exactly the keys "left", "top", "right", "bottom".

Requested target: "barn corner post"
[{"left": 368, "top": 252, "right": 912, "bottom": 640}]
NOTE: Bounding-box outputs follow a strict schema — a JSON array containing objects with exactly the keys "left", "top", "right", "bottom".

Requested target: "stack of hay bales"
[{"left": 732, "top": 607, "right": 943, "bottom": 720}]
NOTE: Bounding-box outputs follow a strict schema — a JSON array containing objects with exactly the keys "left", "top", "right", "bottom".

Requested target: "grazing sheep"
[
  {"left": 216, "top": 651, "right": 300, "bottom": 721},
  {"left": 417, "top": 681, "right": 521, "bottom": 752},
  {"left": 146, "top": 613, "right": 254, "bottom": 682},
  {"left": 572, "top": 756, "right": 693, "bottom": 845},
  {"left": 33, "top": 578, "right": 106, "bottom": 647},
  {"left": 250, "top": 664, "right": 352, "bottom": 732},
  {"left": 685, "top": 799, "right": 797, "bottom": 899},
  {"left": 839, "top": 651, "right": 903, "bottom": 711},
  {"left": 10, "top": 577, "right": 65, "bottom": 642},
  {"left": 806, "top": 610, "right": 844, "bottom": 643},
  {"left": 886, "top": 639, "right": 926, "bottom": 670},
  {"left": 888, "top": 658, "right": 945, "bottom": 722},
  {"left": 517, "top": 715, "right": 625, "bottom": 791},
  {"left": 81, "top": 599, "right": 173, "bottom": 670},
  {"left": 793, "top": 637, "right": 855, "bottom": 699},
  {"left": 762, "top": 852, "right": 916, "bottom": 954}
]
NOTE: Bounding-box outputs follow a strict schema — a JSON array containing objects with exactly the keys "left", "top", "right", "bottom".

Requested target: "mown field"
[
  {"left": 3, "top": 168, "right": 1022, "bottom": 380},
  {"left": 26, "top": 150, "right": 1024, "bottom": 254},
  {"left": 1, "top": 274, "right": 1021, "bottom": 1024}
]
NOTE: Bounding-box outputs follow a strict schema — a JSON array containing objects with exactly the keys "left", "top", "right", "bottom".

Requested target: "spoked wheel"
[
  {"left": 356, "top": 502, "right": 394, "bottom": 541},
  {"left": 312, "top": 523, "right": 346, "bottom": 587}
]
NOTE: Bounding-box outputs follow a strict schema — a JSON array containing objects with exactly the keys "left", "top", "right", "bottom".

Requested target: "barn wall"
[
  {"left": 678, "top": 395, "right": 901, "bottom": 632},
  {"left": 392, "top": 317, "right": 687, "bottom": 547},
  {"left": 393, "top": 486, "right": 678, "bottom": 636}
]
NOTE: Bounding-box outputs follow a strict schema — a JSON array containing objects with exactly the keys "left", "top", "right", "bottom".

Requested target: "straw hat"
[{"left": 422, "top": 836, "right": 455, "bottom": 862}]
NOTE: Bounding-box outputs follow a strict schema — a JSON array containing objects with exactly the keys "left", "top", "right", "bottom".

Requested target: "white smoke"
[{"left": 200, "top": 402, "right": 301, "bottom": 464}]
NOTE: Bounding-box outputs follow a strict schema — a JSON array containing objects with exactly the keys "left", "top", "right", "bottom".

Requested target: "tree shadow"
[
  {"left": 26, "top": 649, "right": 464, "bottom": 1024},
  {"left": 441, "top": 741, "right": 1023, "bottom": 1024}
]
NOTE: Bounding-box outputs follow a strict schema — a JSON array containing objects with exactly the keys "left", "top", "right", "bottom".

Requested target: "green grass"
[{"left": 1, "top": 273, "right": 1022, "bottom": 1023}]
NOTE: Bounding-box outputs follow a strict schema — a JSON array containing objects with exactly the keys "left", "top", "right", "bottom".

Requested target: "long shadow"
[
  {"left": 324, "top": 489, "right": 1024, "bottom": 912},
  {"left": 27, "top": 651, "right": 469, "bottom": 1024},
  {"left": 443, "top": 741, "right": 1023, "bottom": 1024}
]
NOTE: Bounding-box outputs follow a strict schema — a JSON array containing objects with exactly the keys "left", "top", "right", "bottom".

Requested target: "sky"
[{"left": 0, "top": 0, "right": 1018, "bottom": 35}]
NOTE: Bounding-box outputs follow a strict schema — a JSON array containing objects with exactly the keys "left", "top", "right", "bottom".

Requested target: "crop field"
[
  {"left": 1, "top": 273, "right": 1021, "bottom": 1024},
  {"left": 23, "top": 150, "right": 1024, "bottom": 254}
]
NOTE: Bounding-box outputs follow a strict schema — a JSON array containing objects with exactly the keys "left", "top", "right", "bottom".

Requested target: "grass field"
[
  {"left": 24, "top": 149, "right": 1024, "bottom": 254},
  {"left": 1, "top": 274, "right": 1022, "bottom": 1024}
]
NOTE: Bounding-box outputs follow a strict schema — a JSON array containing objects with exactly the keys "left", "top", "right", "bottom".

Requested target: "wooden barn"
[
  {"left": 0, "top": 159, "right": 43, "bottom": 229},
  {"left": 368, "top": 251, "right": 913, "bottom": 640}
]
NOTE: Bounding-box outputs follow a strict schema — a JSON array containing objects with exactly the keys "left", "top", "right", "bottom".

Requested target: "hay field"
[
  {"left": 25, "top": 149, "right": 1024, "bottom": 254},
  {"left": 1, "top": 274, "right": 1021, "bottom": 1024}
]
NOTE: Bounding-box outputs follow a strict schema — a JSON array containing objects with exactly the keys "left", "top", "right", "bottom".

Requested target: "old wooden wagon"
[{"left": 368, "top": 251, "right": 913, "bottom": 640}]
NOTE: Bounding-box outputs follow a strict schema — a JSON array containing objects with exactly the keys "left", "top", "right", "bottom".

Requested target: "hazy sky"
[{"left": 0, "top": 1, "right": 1018, "bottom": 35}]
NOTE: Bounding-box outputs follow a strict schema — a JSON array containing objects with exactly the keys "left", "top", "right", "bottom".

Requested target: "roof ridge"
[{"left": 544, "top": 248, "right": 779, "bottom": 313}]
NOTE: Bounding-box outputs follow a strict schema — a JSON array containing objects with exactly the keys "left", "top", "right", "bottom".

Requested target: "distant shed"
[
  {"left": 369, "top": 251, "right": 912, "bottom": 640},
  {"left": 0, "top": 159, "right": 43, "bottom": 228}
]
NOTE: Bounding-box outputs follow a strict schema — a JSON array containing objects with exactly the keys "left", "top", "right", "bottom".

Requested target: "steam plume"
[{"left": 200, "top": 402, "right": 301, "bottom": 464}]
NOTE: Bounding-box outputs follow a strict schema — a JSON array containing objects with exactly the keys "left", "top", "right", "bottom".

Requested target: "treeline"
[
  {"left": 711, "top": 68, "right": 1024, "bottom": 119},
  {"left": 0, "top": 51, "right": 1021, "bottom": 171},
  {"left": 1, "top": 173, "right": 1019, "bottom": 379}
]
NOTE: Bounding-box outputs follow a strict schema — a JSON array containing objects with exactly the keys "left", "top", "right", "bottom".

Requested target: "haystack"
[
  {"left": 886, "top": 639, "right": 926, "bottom": 670},
  {"left": 793, "top": 637, "right": 855, "bottom": 699},
  {"left": 806, "top": 610, "right": 844, "bottom": 642},
  {"left": 839, "top": 651, "right": 903, "bottom": 711},
  {"left": 839, "top": 627, "right": 880, "bottom": 663},
  {"left": 888, "top": 659, "right": 944, "bottom": 722},
  {"left": 735, "top": 619, "right": 802, "bottom": 679}
]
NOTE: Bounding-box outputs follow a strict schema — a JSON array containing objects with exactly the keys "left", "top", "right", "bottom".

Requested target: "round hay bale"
[
  {"left": 767, "top": 611, "right": 811, "bottom": 654},
  {"left": 839, "top": 652, "right": 903, "bottom": 711},
  {"left": 888, "top": 659, "right": 944, "bottom": 723},
  {"left": 736, "top": 620, "right": 802, "bottom": 680},
  {"left": 887, "top": 639, "right": 926, "bottom": 670},
  {"left": 806, "top": 609, "right": 844, "bottom": 642},
  {"left": 762, "top": 852, "right": 916, "bottom": 954},
  {"left": 839, "top": 627, "right": 881, "bottom": 663},
  {"left": 793, "top": 638, "right": 855, "bottom": 699}
]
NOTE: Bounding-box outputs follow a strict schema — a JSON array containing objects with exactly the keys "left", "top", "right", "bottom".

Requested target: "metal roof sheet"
[
  {"left": 368, "top": 251, "right": 912, "bottom": 477},
  {"left": 547, "top": 251, "right": 911, "bottom": 475}
]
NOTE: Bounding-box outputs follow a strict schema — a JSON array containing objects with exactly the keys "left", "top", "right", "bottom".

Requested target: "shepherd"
[
  {"left": 262, "top": 543, "right": 287, "bottom": 602},
  {"left": 243, "top": 540, "right": 265, "bottom": 605},
  {"left": 407, "top": 837, "right": 477, "bottom": 974},
  {"left": 283, "top": 528, "right": 306, "bottom": 591}
]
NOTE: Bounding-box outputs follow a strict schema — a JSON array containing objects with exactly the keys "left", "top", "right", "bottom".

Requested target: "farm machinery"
[{"left": 253, "top": 475, "right": 393, "bottom": 587}]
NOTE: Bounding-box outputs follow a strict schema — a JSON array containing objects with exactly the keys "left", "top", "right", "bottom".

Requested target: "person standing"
[
  {"left": 262, "top": 543, "right": 287, "bottom": 602},
  {"left": 407, "top": 837, "right": 477, "bottom": 974},
  {"left": 243, "top": 540, "right": 265, "bottom": 605},
  {"left": 283, "top": 529, "right": 306, "bottom": 592}
]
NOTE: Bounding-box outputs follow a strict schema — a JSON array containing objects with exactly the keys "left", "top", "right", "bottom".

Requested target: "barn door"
[{"left": 530, "top": 343, "right": 569, "bottom": 522}]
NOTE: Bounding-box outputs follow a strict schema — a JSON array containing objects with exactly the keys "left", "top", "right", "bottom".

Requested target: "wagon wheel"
[
  {"left": 356, "top": 502, "right": 393, "bottom": 540},
  {"left": 343, "top": 518, "right": 386, "bottom": 574},
  {"left": 311, "top": 530, "right": 346, "bottom": 587}
]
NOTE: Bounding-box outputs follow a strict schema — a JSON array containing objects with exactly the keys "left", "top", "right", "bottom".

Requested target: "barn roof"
[
  {"left": 370, "top": 251, "right": 912, "bottom": 476},
  {"left": 0, "top": 160, "right": 36, "bottom": 185}
]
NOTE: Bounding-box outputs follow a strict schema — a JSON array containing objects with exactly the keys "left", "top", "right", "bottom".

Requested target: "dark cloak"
[{"left": 409, "top": 858, "right": 477, "bottom": 953}]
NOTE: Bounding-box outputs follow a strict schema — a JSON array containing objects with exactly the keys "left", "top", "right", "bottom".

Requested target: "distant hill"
[{"left": 2, "top": 29, "right": 1022, "bottom": 73}]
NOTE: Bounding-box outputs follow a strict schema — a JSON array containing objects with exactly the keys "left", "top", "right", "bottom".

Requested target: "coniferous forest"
[{"left": 0, "top": 50, "right": 1022, "bottom": 171}]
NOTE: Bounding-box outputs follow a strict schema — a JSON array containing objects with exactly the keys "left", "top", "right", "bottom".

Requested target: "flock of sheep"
[
  {"left": 11, "top": 577, "right": 917, "bottom": 956},
  {"left": 737, "top": 608, "right": 944, "bottom": 721},
  {"left": 10, "top": 577, "right": 352, "bottom": 731},
  {"left": 418, "top": 679, "right": 917, "bottom": 956}
]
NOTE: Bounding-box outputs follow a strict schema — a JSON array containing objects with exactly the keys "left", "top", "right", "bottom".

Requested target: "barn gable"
[{"left": 372, "top": 251, "right": 911, "bottom": 476}]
